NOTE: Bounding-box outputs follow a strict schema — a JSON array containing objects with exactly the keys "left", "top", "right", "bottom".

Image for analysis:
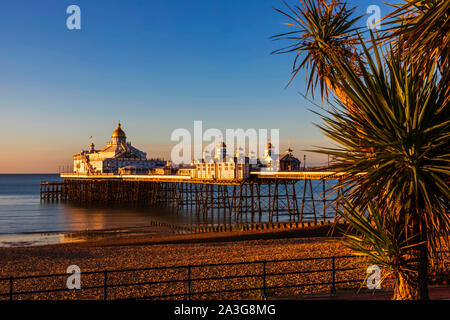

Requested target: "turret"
[
  {"left": 215, "top": 141, "right": 227, "bottom": 162},
  {"left": 264, "top": 141, "right": 272, "bottom": 157}
]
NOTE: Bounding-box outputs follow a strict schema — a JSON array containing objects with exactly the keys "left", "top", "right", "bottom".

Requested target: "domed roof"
[
  {"left": 280, "top": 151, "right": 300, "bottom": 163},
  {"left": 112, "top": 122, "right": 126, "bottom": 138}
]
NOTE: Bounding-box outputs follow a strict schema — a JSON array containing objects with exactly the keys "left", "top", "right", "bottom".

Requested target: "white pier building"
[{"left": 73, "top": 122, "right": 165, "bottom": 174}]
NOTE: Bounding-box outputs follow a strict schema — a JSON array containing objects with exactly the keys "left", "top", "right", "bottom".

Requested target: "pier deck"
[{"left": 59, "top": 171, "right": 343, "bottom": 182}]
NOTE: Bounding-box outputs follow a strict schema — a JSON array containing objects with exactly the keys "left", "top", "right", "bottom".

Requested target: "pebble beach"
[
  {"left": 0, "top": 228, "right": 447, "bottom": 300},
  {"left": 0, "top": 227, "right": 362, "bottom": 299}
]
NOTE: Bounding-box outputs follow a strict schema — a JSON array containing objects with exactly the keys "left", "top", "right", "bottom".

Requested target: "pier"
[
  {"left": 37, "top": 122, "right": 348, "bottom": 225},
  {"left": 41, "top": 172, "right": 343, "bottom": 224}
]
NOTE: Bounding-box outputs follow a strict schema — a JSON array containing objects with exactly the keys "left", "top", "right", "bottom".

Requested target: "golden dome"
[{"left": 112, "top": 122, "right": 126, "bottom": 138}]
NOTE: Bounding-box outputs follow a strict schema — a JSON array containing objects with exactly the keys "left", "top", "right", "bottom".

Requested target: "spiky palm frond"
[
  {"left": 338, "top": 198, "right": 424, "bottom": 278},
  {"left": 382, "top": 0, "right": 449, "bottom": 75},
  {"left": 313, "top": 34, "right": 450, "bottom": 254},
  {"left": 271, "top": 0, "right": 363, "bottom": 101}
]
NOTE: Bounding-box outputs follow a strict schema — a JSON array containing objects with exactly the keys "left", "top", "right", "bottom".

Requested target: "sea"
[
  {"left": 0, "top": 174, "right": 336, "bottom": 247},
  {"left": 0, "top": 174, "right": 198, "bottom": 247}
]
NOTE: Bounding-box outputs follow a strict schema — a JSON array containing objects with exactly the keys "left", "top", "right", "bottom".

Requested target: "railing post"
[
  {"left": 261, "top": 261, "right": 267, "bottom": 300},
  {"left": 9, "top": 277, "right": 13, "bottom": 301},
  {"left": 104, "top": 270, "right": 108, "bottom": 300},
  {"left": 187, "top": 265, "right": 191, "bottom": 300},
  {"left": 330, "top": 257, "right": 336, "bottom": 294}
]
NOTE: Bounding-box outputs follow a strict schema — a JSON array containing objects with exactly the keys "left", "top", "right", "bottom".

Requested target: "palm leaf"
[
  {"left": 315, "top": 33, "right": 449, "bottom": 257},
  {"left": 271, "top": 0, "right": 363, "bottom": 101},
  {"left": 381, "top": 0, "right": 449, "bottom": 78}
]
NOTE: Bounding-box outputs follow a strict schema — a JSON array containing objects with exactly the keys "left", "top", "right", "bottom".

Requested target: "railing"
[
  {"left": 60, "top": 172, "right": 117, "bottom": 176},
  {"left": 1, "top": 252, "right": 448, "bottom": 300}
]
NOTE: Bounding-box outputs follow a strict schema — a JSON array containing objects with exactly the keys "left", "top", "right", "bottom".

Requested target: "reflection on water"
[
  {"left": 0, "top": 174, "right": 211, "bottom": 239},
  {"left": 0, "top": 198, "right": 211, "bottom": 236},
  {"left": 59, "top": 202, "right": 208, "bottom": 230},
  {"left": 0, "top": 175, "right": 215, "bottom": 247},
  {"left": 0, "top": 196, "right": 205, "bottom": 247},
  {"left": 0, "top": 174, "right": 338, "bottom": 247}
]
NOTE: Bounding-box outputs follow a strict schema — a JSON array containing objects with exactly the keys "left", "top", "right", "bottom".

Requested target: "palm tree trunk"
[{"left": 393, "top": 244, "right": 429, "bottom": 300}]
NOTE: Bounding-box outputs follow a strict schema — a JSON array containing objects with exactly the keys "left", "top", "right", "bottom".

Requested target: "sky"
[{"left": 0, "top": 0, "right": 393, "bottom": 173}]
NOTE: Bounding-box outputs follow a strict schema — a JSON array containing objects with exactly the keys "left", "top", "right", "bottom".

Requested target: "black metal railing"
[{"left": 0, "top": 252, "right": 448, "bottom": 300}]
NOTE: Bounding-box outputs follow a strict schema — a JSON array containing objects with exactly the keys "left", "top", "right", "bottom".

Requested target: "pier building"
[
  {"left": 279, "top": 147, "right": 301, "bottom": 171},
  {"left": 70, "top": 122, "right": 302, "bottom": 178},
  {"left": 194, "top": 142, "right": 251, "bottom": 180},
  {"left": 73, "top": 122, "right": 165, "bottom": 174}
]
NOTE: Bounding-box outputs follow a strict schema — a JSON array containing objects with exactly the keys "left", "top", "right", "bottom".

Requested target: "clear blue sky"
[{"left": 0, "top": 0, "right": 393, "bottom": 173}]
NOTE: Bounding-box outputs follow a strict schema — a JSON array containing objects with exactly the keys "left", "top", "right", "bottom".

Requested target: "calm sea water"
[
  {"left": 0, "top": 174, "right": 336, "bottom": 246},
  {"left": 0, "top": 174, "right": 195, "bottom": 237}
]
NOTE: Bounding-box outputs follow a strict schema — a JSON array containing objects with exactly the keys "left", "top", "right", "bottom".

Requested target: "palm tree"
[
  {"left": 271, "top": 0, "right": 362, "bottom": 105},
  {"left": 382, "top": 0, "right": 449, "bottom": 77},
  {"left": 273, "top": 0, "right": 449, "bottom": 299},
  {"left": 381, "top": 0, "right": 450, "bottom": 110},
  {"left": 313, "top": 37, "right": 449, "bottom": 299}
]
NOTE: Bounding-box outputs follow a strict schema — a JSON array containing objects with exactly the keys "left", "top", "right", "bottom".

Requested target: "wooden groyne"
[{"left": 148, "top": 219, "right": 348, "bottom": 235}]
